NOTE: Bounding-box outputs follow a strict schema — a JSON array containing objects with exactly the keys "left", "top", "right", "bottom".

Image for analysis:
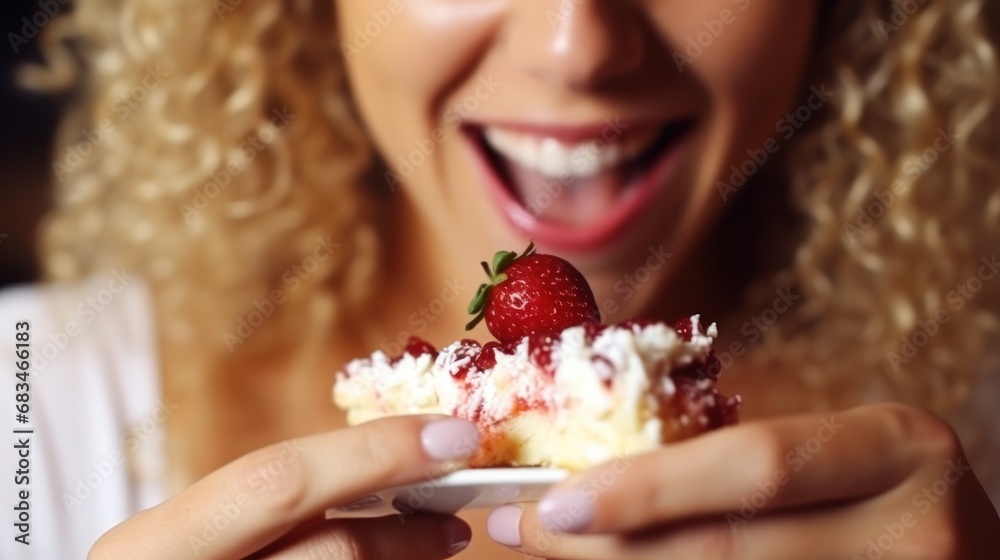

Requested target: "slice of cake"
[{"left": 333, "top": 243, "right": 740, "bottom": 470}]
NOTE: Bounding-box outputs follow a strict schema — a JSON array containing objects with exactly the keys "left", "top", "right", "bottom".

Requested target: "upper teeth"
[{"left": 483, "top": 126, "right": 659, "bottom": 179}]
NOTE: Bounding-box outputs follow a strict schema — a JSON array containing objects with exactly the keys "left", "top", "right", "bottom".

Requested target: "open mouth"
[{"left": 463, "top": 118, "right": 693, "bottom": 252}]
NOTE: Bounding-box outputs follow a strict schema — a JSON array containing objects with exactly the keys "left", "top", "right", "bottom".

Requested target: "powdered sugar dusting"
[
  {"left": 441, "top": 352, "right": 472, "bottom": 377},
  {"left": 336, "top": 318, "right": 715, "bottom": 420},
  {"left": 333, "top": 315, "right": 730, "bottom": 467},
  {"left": 687, "top": 314, "right": 717, "bottom": 348}
]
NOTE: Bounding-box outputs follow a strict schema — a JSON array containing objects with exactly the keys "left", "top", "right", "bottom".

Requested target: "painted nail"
[
  {"left": 442, "top": 517, "right": 472, "bottom": 556},
  {"left": 537, "top": 488, "right": 593, "bottom": 533},
  {"left": 487, "top": 505, "right": 523, "bottom": 547},
  {"left": 421, "top": 418, "right": 480, "bottom": 462}
]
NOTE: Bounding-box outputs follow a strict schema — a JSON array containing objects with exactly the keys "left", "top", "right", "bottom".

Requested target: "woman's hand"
[
  {"left": 486, "top": 403, "right": 1000, "bottom": 559},
  {"left": 88, "top": 415, "right": 479, "bottom": 559}
]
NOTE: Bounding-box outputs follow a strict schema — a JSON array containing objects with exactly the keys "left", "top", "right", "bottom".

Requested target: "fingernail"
[
  {"left": 487, "top": 505, "right": 522, "bottom": 547},
  {"left": 537, "top": 488, "right": 593, "bottom": 533},
  {"left": 442, "top": 517, "right": 471, "bottom": 556},
  {"left": 421, "top": 418, "right": 480, "bottom": 462}
]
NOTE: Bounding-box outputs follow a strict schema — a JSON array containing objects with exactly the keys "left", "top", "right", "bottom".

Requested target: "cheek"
[
  {"left": 336, "top": 1, "right": 502, "bottom": 164},
  {"left": 655, "top": 2, "right": 818, "bottom": 144}
]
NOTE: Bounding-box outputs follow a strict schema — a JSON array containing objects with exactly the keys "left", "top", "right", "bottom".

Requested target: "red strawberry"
[{"left": 466, "top": 241, "right": 601, "bottom": 344}]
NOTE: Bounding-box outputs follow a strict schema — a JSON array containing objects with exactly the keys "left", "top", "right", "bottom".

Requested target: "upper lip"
[{"left": 463, "top": 119, "right": 666, "bottom": 143}]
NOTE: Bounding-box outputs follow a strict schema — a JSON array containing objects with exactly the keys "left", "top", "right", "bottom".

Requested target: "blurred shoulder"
[
  {"left": 0, "top": 274, "right": 166, "bottom": 557},
  {"left": 0, "top": 270, "right": 159, "bottom": 401}
]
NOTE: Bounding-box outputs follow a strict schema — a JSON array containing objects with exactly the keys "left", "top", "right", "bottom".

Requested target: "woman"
[{"left": 2, "top": 0, "right": 999, "bottom": 558}]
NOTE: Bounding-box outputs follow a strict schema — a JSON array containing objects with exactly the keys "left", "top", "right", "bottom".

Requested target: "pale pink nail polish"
[
  {"left": 421, "top": 418, "right": 480, "bottom": 462},
  {"left": 487, "top": 505, "right": 523, "bottom": 547}
]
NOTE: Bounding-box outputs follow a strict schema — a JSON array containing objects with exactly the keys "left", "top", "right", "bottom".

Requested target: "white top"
[
  {"left": 0, "top": 279, "right": 997, "bottom": 559},
  {"left": 0, "top": 278, "right": 165, "bottom": 560}
]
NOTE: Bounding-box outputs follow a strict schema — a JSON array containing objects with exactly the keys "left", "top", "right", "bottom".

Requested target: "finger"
[
  {"left": 534, "top": 403, "right": 930, "bottom": 534},
  {"left": 251, "top": 514, "right": 471, "bottom": 559},
  {"left": 489, "top": 500, "right": 900, "bottom": 560},
  {"left": 89, "top": 415, "right": 480, "bottom": 560}
]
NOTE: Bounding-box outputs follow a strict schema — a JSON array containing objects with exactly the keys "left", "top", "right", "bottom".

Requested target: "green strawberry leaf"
[
  {"left": 466, "top": 239, "right": 536, "bottom": 332},
  {"left": 492, "top": 250, "right": 516, "bottom": 275},
  {"left": 465, "top": 313, "right": 485, "bottom": 331},
  {"left": 468, "top": 284, "right": 489, "bottom": 314}
]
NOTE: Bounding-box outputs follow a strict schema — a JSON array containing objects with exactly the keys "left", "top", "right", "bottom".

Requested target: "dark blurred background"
[{"left": 0, "top": 0, "right": 64, "bottom": 288}]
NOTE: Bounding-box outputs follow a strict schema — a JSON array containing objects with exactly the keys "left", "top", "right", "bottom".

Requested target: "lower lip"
[{"left": 464, "top": 127, "right": 691, "bottom": 253}]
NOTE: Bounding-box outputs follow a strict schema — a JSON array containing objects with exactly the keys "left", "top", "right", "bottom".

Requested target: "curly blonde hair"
[
  {"left": 758, "top": 0, "right": 1000, "bottom": 413},
  {"left": 28, "top": 0, "right": 1000, "bottom": 484}
]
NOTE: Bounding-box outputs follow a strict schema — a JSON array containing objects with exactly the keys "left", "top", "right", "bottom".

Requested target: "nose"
[{"left": 505, "top": 0, "right": 644, "bottom": 90}]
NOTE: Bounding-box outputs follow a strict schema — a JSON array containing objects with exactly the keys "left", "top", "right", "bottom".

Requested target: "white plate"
[{"left": 325, "top": 468, "right": 568, "bottom": 518}]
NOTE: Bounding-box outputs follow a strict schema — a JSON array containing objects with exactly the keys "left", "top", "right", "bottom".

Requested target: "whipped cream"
[{"left": 334, "top": 316, "right": 722, "bottom": 468}]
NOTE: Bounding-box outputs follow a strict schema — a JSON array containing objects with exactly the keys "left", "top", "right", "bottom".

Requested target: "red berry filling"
[
  {"left": 446, "top": 339, "right": 482, "bottom": 380},
  {"left": 474, "top": 341, "right": 501, "bottom": 370},
  {"left": 390, "top": 336, "right": 439, "bottom": 364},
  {"left": 673, "top": 317, "right": 694, "bottom": 341},
  {"left": 526, "top": 332, "right": 559, "bottom": 375}
]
